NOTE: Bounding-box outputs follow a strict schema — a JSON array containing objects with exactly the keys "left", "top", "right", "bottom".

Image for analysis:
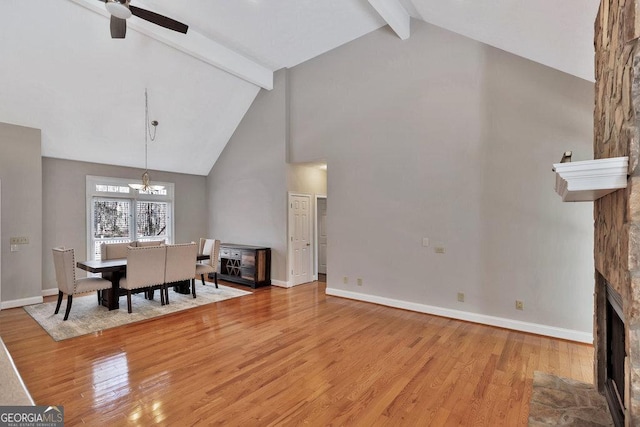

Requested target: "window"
[
  {"left": 87, "top": 176, "right": 174, "bottom": 260},
  {"left": 136, "top": 201, "right": 169, "bottom": 238}
]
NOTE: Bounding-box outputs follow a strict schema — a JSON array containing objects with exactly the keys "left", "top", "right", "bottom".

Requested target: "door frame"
[
  {"left": 287, "top": 192, "right": 313, "bottom": 287},
  {"left": 314, "top": 194, "right": 327, "bottom": 281}
]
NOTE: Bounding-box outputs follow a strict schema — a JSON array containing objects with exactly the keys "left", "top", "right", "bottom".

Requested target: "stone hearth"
[{"left": 528, "top": 372, "right": 613, "bottom": 426}]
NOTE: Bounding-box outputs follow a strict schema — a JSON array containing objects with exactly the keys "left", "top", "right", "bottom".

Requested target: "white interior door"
[
  {"left": 289, "top": 193, "right": 312, "bottom": 286},
  {"left": 317, "top": 197, "right": 327, "bottom": 275}
]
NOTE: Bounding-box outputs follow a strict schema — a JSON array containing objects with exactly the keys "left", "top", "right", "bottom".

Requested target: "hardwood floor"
[{"left": 0, "top": 280, "right": 593, "bottom": 426}]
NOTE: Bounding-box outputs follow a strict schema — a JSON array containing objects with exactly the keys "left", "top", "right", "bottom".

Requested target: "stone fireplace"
[{"left": 594, "top": 0, "right": 640, "bottom": 425}]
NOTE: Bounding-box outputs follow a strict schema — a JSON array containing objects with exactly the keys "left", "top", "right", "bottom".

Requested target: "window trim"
[{"left": 86, "top": 175, "right": 175, "bottom": 260}]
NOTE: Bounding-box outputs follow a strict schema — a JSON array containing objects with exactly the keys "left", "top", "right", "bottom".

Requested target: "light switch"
[{"left": 422, "top": 237, "right": 429, "bottom": 247}]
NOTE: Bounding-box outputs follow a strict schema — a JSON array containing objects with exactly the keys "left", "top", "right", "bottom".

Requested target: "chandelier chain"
[
  {"left": 144, "top": 88, "right": 158, "bottom": 171},
  {"left": 129, "top": 89, "right": 164, "bottom": 193}
]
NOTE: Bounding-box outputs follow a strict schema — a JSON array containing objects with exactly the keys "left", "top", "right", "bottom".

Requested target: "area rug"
[
  {"left": 528, "top": 371, "right": 613, "bottom": 426},
  {"left": 24, "top": 283, "right": 251, "bottom": 342}
]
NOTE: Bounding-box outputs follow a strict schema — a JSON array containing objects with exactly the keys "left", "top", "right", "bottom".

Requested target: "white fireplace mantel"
[{"left": 552, "top": 156, "right": 629, "bottom": 202}]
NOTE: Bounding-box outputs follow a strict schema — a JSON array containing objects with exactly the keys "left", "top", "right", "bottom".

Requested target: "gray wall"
[
  {"left": 287, "top": 20, "right": 594, "bottom": 336},
  {"left": 0, "top": 122, "right": 42, "bottom": 304},
  {"left": 287, "top": 164, "right": 327, "bottom": 196},
  {"left": 42, "top": 157, "right": 207, "bottom": 291},
  {"left": 206, "top": 70, "right": 288, "bottom": 283},
  {"left": 478, "top": 47, "right": 594, "bottom": 331}
]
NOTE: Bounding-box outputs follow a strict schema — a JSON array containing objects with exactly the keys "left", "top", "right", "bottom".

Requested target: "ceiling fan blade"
[
  {"left": 110, "top": 15, "right": 127, "bottom": 38},
  {"left": 129, "top": 6, "right": 188, "bottom": 34}
]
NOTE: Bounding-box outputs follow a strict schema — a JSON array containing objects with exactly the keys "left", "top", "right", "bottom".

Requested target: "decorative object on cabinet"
[{"left": 218, "top": 244, "right": 271, "bottom": 288}]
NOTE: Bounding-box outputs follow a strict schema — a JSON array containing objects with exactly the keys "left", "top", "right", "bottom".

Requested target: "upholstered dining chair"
[
  {"left": 52, "top": 247, "right": 112, "bottom": 321},
  {"left": 136, "top": 239, "right": 166, "bottom": 247},
  {"left": 100, "top": 241, "right": 131, "bottom": 260},
  {"left": 119, "top": 245, "right": 167, "bottom": 313},
  {"left": 196, "top": 238, "right": 220, "bottom": 289},
  {"left": 164, "top": 243, "right": 198, "bottom": 302}
]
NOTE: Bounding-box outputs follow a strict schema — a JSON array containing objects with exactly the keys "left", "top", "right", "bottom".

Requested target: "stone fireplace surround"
[{"left": 594, "top": 0, "right": 640, "bottom": 425}]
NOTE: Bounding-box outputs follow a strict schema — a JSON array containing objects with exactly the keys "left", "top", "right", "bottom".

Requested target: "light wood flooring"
[{"left": 0, "top": 279, "right": 593, "bottom": 426}]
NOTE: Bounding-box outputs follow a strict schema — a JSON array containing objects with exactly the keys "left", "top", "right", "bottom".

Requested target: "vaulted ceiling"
[{"left": 0, "top": 0, "right": 599, "bottom": 175}]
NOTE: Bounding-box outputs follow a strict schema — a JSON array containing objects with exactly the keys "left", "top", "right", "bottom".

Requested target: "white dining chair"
[
  {"left": 196, "top": 238, "right": 220, "bottom": 289},
  {"left": 119, "top": 245, "right": 167, "bottom": 313},
  {"left": 52, "top": 247, "right": 112, "bottom": 321},
  {"left": 164, "top": 242, "right": 198, "bottom": 302}
]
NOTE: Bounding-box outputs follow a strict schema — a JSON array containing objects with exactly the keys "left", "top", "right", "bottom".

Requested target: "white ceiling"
[{"left": 0, "top": 0, "right": 600, "bottom": 176}]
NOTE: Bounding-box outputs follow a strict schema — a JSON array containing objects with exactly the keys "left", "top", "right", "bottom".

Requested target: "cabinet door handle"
[{"left": 306, "top": 243, "right": 310, "bottom": 246}]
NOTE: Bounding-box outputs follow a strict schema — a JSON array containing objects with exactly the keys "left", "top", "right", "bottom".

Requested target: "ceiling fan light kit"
[{"left": 105, "top": 1, "right": 131, "bottom": 19}]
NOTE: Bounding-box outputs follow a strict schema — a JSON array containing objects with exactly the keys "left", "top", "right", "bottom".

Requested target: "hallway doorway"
[{"left": 316, "top": 196, "right": 327, "bottom": 277}]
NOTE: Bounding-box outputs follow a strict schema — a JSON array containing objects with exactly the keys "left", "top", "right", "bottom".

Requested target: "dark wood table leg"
[
  {"left": 101, "top": 272, "right": 122, "bottom": 310},
  {"left": 172, "top": 280, "right": 192, "bottom": 295}
]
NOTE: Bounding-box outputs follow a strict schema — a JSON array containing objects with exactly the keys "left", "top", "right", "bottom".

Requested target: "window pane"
[
  {"left": 138, "top": 188, "right": 167, "bottom": 196},
  {"left": 136, "top": 202, "right": 168, "bottom": 239},
  {"left": 95, "top": 184, "right": 130, "bottom": 194},
  {"left": 93, "top": 200, "right": 130, "bottom": 238}
]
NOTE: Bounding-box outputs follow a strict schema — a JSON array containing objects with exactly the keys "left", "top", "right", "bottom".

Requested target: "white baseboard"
[
  {"left": 325, "top": 287, "right": 593, "bottom": 344},
  {"left": 42, "top": 288, "right": 59, "bottom": 297},
  {"left": 1, "top": 296, "right": 44, "bottom": 310},
  {"left": 271, "top": 280, "right": 317, "bottom": 288},
  {"left": 271, "top": 279, "right": 291, "bottom": 288}
]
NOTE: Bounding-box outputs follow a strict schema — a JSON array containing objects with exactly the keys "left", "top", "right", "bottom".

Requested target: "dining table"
[{"left": 77, "top": 254, "right": 210, "bottom": 310}]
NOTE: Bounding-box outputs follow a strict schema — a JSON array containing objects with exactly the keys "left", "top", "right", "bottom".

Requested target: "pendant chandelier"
[{"left": 129, "top": 89, "right": 164, "bottom": 192}]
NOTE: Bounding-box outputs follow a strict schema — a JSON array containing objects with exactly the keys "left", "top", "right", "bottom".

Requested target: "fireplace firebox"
[{"left": 605, "top": 281, "right": 625, "bottom": 427}]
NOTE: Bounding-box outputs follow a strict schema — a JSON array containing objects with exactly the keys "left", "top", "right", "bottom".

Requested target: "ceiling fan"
[{"left": 99, "top": 0, "right": 188, "bottom": 39}]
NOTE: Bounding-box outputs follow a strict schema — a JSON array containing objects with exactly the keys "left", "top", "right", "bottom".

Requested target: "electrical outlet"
[
  {"left": 516, "top": 300, "right": 524, "bottom": 310},
  {"left": 9, "top": 236, "right": 29, "bottom": 245},
  {"left": 343, "top": 276, "right": 348, "bottom": 284},
  {"left": 357, "top": 278, "right": 363, "bottom": 286},
  {"left": 457, "top": 292, "right": 465, "bottom": 302},
  {"left": 435, "top": 247, "right": 445, "bottom": 254}
]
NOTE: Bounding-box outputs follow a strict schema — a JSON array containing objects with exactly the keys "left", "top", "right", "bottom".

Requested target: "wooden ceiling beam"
[{"left": 368, "top": 0, "right": 411, "bottom": 40}]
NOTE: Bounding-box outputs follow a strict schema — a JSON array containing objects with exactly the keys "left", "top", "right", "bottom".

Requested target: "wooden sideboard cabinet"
[{"left": 218, "top": 244, "right": 271, "bottom": 288}]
